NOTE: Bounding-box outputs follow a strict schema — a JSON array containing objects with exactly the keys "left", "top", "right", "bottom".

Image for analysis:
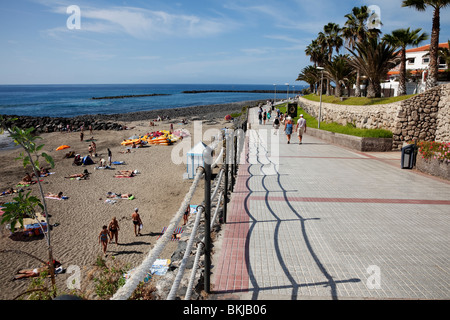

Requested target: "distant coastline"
[{"left": 182, "top": 90, "right": 293, "bottom": 94}]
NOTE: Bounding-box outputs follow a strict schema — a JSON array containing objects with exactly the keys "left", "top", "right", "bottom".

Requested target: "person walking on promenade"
[
  {"left": 273, "top": 116, "right": 280, "bottom": 135},
  {"left": 108, "top": 217, "right": 120, "bottom": 244},
  {"left": 99, "top": 225, "right": 110, "bottom": 256},
  {"left": 284, "top": 116, "right": 293, "bottom": 144},
  {"left": 132, "top": 208, "right": 143, "bottom": 236},
  {"left": 263, "top": 110, "right": 267, "bottom": 125},
  {"left": 296, "top": 114, "right": 307, "bottom": 144}
]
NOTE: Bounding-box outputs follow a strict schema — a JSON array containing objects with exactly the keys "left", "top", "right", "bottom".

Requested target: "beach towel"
[
  {"left": 106, "top": 192, "right": 135, "bottom": 200},
  {"left": 40, "top": 172, "right": 55, "bottom": 177},
  {"left": 157, "top": 226, "right": 183, "bottom": 240},
  {"left": 16, "top": 180, "right": 44, "bottom": 188},
  {"left": 112, "top": 161, "right": 125, "bottom": 165},
  {"left": 150, "top": 259, "right": 171, "bottom": 276},
  {"left": 45, "top": 196, "right": 69, "bottom": 200},
  {"left": 190, "top": 205, "right": 199, "bottom": 215}
]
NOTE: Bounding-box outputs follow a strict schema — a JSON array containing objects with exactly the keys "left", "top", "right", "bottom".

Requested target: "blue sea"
[
  {"left": 0, "top": 83, "right": 305, "bottom": 150},
  {"left": 0, "top": 84, "right": 304, "bottom": 118}
]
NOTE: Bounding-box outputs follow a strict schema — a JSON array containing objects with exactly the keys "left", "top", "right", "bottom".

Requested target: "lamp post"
[
  {"left": 273, "top": 84, "right": 277, "bottom": 104},
  {"left": 285, "top": 83, "right": 289, "bottom": 101},
  {"left": 316, "top": 67, "right": 324, "bottom": 129}
]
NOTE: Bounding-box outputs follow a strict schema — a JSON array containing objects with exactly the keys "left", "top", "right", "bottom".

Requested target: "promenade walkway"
[{"left": 211, "top": 106, "right": 450, "bottom": 300}]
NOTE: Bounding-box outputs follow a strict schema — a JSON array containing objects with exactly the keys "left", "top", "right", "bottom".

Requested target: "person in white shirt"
[{"left": 296, "top": 114, "right": 307, "bottom": 144}]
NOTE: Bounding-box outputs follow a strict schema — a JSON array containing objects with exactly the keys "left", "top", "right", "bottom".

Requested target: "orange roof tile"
[{"left": 406, "top": 42, "right": 449, "bottom": 53}]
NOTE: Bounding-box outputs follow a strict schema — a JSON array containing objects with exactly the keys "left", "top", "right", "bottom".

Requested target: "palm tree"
[
  {"left": 383, "top": 28, "right": 429, "bottom": 95},
  {"left": 297, "top": 65, "right": 320, "bottom": 93},
  {"left": 348, "top": 37, "right": 400, "bottom": 98},
  {"left": 319, "top": 23, "right": 343, "bottom": 95},
  {"left": 324, "top": 54, "right": 355, "bottom": 97},
  {"left": 342, "top": 6, "right": 372, "bottom": 97},
  {"left": 305, "top": 40, "right": 327, "bottom": 68},
  {"left": 402, "top": 0, "right": 450, "bottom": 89}
]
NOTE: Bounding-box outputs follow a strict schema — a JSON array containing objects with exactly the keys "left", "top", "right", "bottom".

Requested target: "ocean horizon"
[{"left": 0, "top": 83, "right": 306, "bottom": 119}]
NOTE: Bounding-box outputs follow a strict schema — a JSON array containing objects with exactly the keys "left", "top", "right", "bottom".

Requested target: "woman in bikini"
[
  {"left": 98, "top": 225, "right": 110, "bottom": 255},
  {"left": 183, "top": 205, "right": 190, "bottom": 225},
  {"left": 108, "top": 217, "right": 120, "bottom": 244}
]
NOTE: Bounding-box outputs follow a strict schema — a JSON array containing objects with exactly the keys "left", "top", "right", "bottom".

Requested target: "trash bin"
[{"left": 401, "top": 144, "right": 416, "bottom": 169}]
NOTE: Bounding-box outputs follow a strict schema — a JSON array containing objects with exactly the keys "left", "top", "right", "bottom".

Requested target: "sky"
[{"left": 1, "top": 0, "right": 449, "bottom": 85}]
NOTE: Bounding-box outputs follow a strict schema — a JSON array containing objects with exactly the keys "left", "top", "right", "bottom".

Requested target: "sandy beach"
[{"left": 0, "top": 103, "right": 248, "bottom": 300}]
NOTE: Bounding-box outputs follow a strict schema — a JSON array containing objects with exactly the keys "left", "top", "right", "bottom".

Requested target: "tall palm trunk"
[
  {"left": 355, "top": 71, "right": 362, "bottom": 97},
  {"left": 426, "top": 6, "right": 440, "bottom": 89},
  {"left": 398, "top": 48, "right": 407, "bottom": 95},
  {"left": 367, "top": 80, "right": 382, "bottom": 98}
]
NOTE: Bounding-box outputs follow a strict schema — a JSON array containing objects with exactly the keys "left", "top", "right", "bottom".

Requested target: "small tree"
[
  {"left": 348, "top": 38, "right": 400, "bottom": 98},
  {"left": 324, "top": 54, "right": 355, "bottom": 97},
  {"left": 0, "top": 116, "right": 57, "bottom": 291}
]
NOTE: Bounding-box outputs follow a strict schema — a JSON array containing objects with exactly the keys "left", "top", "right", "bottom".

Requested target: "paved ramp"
[{"left": 211, "top": 107, "right": 450, "bottom": 300}]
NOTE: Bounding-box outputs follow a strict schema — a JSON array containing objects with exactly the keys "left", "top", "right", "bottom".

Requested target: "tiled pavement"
[{"left": 211, "top": 106, "right": 450, "bottom": 300}]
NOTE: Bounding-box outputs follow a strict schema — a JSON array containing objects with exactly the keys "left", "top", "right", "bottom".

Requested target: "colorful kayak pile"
[{"left": 121, "top": 130, "right": 189, "bottom": 147}]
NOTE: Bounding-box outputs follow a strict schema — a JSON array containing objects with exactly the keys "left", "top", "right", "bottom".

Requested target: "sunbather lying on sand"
[
  {"left": 1, "top": 188, "right": 16, "bottom": 196},
  {"left": 18, "top": 173, "right": 33, "bottom": 185},
  {"left": 46, "top": 192, "right": 64, "bottom": 199},
  {"left": 115, "top": 170, "right": 135, "bottom": 177},
  {"left": 65, "top": 169, "right": 90, "bottom": 180},
  {"left": 106, "top": 192, "right": 133, "bottom": 199},
  {"left": 13, "top": 260, "right": 62, "bottom": 280}
]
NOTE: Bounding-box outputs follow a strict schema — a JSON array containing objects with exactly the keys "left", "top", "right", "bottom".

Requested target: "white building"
[{"left": 383, "top": 42, "right": 449, "bottom": 96}]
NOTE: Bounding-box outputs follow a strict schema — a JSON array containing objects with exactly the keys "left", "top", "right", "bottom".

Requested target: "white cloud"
[{"left": 40, "top": 1, "right": 236, "bottom": 39}]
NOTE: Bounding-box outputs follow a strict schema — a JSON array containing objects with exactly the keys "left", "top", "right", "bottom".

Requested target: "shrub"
[{"left": 417, "top": 141, "right": 450, "bottom": 163}]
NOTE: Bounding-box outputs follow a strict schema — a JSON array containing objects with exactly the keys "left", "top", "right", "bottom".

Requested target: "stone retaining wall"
[
  {"left": 307, "top": 128, "right": 393, "bottom": 152},
  {"left": 298, "top": 83, "right": 450, "bottom": 150}
]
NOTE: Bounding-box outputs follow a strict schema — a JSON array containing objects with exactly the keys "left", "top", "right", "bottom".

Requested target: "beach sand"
[{"left": 0, "top": 114, "right": 233, "bottom": 300}]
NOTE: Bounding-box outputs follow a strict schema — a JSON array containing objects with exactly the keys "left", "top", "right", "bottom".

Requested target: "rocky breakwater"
[{"left": 1, "top": 115, "right": 125, "bottom": 133}]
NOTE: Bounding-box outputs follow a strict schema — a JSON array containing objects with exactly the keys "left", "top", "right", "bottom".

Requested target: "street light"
[
  {"left": 316, "top": 67, "right": 324, "bottom": 129},
  {"left": 273, "top": 84, "right": 277, "bottom": 104},
  {"left": 285, "top": 83, "right": 289, "bottom": 101}
]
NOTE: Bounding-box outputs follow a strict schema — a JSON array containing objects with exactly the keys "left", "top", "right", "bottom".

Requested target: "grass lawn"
[
  {"left": 276, "top": 103, "right": 393, "bottom": 138},
  {"left": 302, "top": 93, "right": 416, "bottom": 106}
]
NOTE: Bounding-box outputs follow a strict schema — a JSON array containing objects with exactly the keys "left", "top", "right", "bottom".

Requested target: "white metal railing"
[
  {"left": 167, "top": 166, "right": 225, "bottom": 300},
  {"left": 111, "top": 141, "right": 226, "bottom": 300},
  {"left": 111, "top": 166, "right": 205, "bottom": 300}
]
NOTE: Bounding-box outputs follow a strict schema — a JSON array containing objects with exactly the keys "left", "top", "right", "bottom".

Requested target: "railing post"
[
  {"left": 223, "top": 163, "right": 228, "bottom": 224},
  {"left": 234, "top": 135, "right": 238, "bottom": 176},
  {"left": 203, "top": 146, "right": 213, "bottom": 294}
]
